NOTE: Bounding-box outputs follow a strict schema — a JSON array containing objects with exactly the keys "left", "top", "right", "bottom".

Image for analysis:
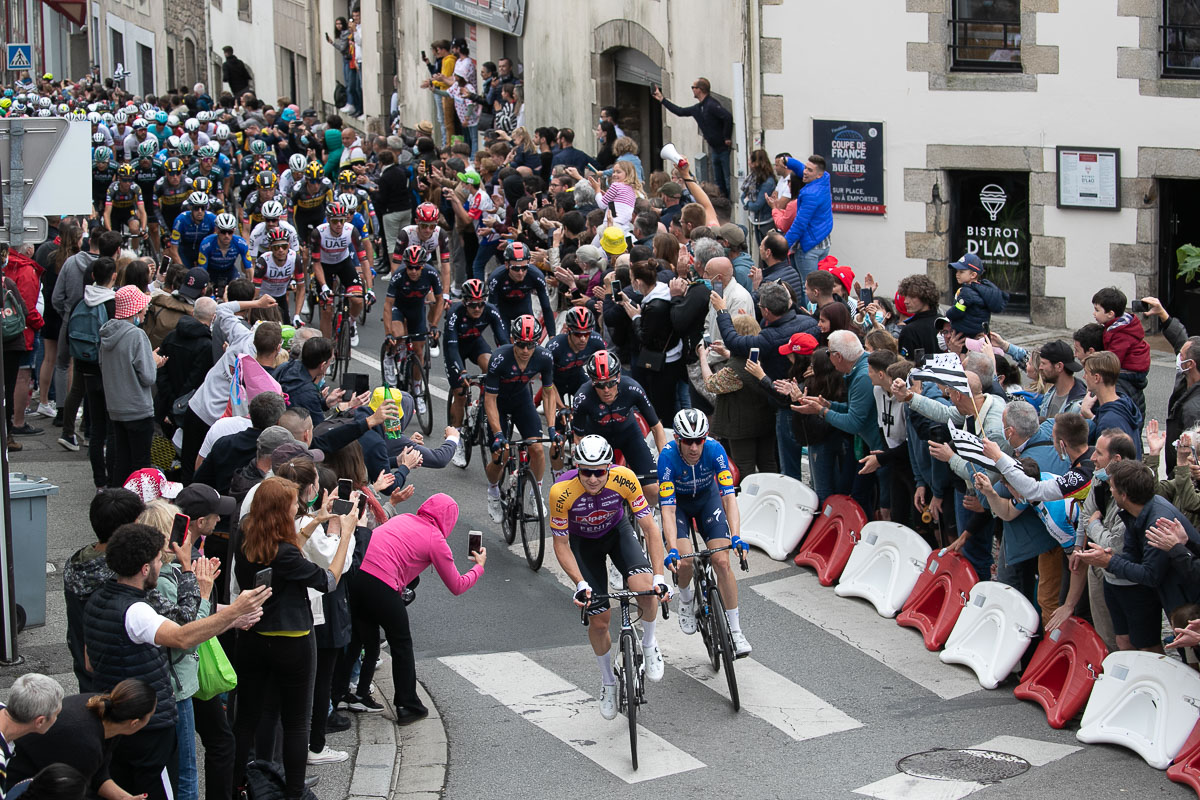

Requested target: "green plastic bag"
[{"left": 194, "top": 637, "right": 237, "bottom": 701}]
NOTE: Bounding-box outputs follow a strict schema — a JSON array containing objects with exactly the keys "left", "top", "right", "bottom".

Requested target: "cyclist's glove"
[
  {"left": 664, "top": 548, "right": 680, "bottom": 570},
  {"left": 490, "top": 432, "right": 508, "bottom": 453},
  {"left": 319, "top": 283, "right": 332, "bottom": 301},
  {"left": 730, "top": 534, "right": 746, "bottom": 554},
  {"left": 652, "top": 574, "right": 671, "bottom": 601},
  {"left": 574, "top": 581, "right": 592, "bottom": 605},
  {"left": 549, "top": 427, "right": 564, "bottom": 446}
]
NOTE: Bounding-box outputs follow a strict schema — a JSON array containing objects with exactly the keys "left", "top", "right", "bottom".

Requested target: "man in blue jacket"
[
  {"left": 783, "top": 155, "right": 833, "bottom": 281},
  {"left": 275, "top": 336, "right": 344, "bottom": 419}
]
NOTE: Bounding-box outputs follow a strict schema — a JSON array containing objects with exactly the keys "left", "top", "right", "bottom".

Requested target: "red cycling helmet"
[
  {"left": 586, "top": 350, "right": 621, "bottom": 383},
  {"left": 564, "top": 306, "right": 593, "bottom": 333},
  {"left": 462, "top": 279, "right": 487, "bottom": 302},
  {"left": 326, "top": 202, "right": 348, "bottom": 220},
  {"left": 504, "top": 241, "right": 529, "bottom": 263},
  {"left": 510, "top": 314, "right": 542, "bottom": 344},
  {"left": 415, "top": 203, "right": 439, "bottom": 224},
  {"left": 403, "top": 244, "right": 426, "bottom": 267},
  {"left": 266, "top": 227, "right": 290, "bottom": 246}
]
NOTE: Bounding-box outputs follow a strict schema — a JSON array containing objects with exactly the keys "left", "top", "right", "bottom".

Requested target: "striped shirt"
[{"left": 601, "top": 182, "right": 637, "bottom": 230}]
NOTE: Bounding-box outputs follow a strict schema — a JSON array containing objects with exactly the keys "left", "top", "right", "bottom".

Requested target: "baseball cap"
[
  {"left": 778, "top": 332, "right": 819, "bottom": 356},
  {"left": 1039, "top": 339, "right": 1082, "bottom": 372},
  {"left": 179, "top": 267, "right": 210, "bottom": 300},
  {"left": 951, "top": 252, "right": 985, "bottom": 274},
  {"left": 280, "top": 108, "right": 296, "bottom": 123},
  {"left": 574, "top": 245, "right": 606, "bottom": 267},
  {"left": 659, "top": 182, "right": 683, "bottom": 199},
  {"left": 600, "top": 226, "right": 629, "bottom": 256},
  {"left": 301, "top": 108, "right": 318, "bottom": 118},
  {"left": 256, "top": 426, "right": 294, "bottom": 459},
  {"left": 123, "top": 468, "right": 183, "bottom": 502},
  {"left": 270, "top": 440, "right": 325, "bottom": 470},
  {"left": 457, "top": 170, "right": 482, "bottom": 186},
  {"left": 175, "top": 483, "right": 237, "bottom": 518},
  {"left": 715, "top": 223, "right": 746, "bottom": 248},
  {"left": 114, "top": 285, "right": 150, "bottom": 319},
  {"left": 822, "top": 264, "right": 855, "bottom": 296}
]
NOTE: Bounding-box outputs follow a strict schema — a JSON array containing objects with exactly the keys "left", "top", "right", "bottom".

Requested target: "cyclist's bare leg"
[
  {"left": 626, "top": 571, "right": 659, "bottom": 620},
  {"left": 449, "top": 386, "right": 467, "bottom": 427},
  {"left": 587, "top": 609, "right": 612, "bottom": 656},
  {"left": 674, "top": 534, "right": 696, "bottom": 589},
  {"left": 484, "top": 447, "right": 507, "bottom": 485},
  {"left": 148, "top": 222, "right": 162, "bottom": 258},
  {"left": 529, "top": 442, "right": 545, "bottom": 484},
  {"left": 706, "top": 538, "right": 738, "bottom": 609},
  {"left": 412, "top": 341, "right": 425, "bottom": 386}
]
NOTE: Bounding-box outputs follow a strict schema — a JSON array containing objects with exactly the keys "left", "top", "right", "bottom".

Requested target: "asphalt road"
[{"left": 3, "top": 310, "right": 1191, "bottom": 799}]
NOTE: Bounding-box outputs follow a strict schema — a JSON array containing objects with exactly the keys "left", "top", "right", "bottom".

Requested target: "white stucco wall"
[{"left": 208, "top": 0, "right": 276, "bottom": 100}]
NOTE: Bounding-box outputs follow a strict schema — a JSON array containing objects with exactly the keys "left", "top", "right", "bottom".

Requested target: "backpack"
[
  {"left": 1, "top": 284, "right": 26, "bottom": 343},
  {"left": 224, "top": 353, "right": 286, "bottom": 417},
  {"left": 68, "top": 300, "right": 109, "bottom": 362}
]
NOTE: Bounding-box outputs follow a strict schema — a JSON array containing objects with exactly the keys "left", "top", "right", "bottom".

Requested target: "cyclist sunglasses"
[
  {"left": 679, "top": 437, "right": 705, "bottom": 446},
  {"left": 579, "top": 468, "right": 608, "bottom": 478},
  {"left": 509, "top": 264, "right": 529, "bottom": 272},
  {"left": 513, "top": 341, "right": 536, "bottom": 349},
  {"left": 465, "top": 301, "right": 485, "bottom": 309},
  {"left": 594, "top": 381, "right": 618, "bottom": 390}
]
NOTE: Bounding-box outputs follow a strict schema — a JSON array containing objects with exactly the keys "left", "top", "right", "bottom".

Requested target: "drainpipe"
[
  {"left": 309, "top": 0, "right": 322, "bottom": 114},
  {"left": 748, "top": 0, "right": 761, "bottom": 150}
]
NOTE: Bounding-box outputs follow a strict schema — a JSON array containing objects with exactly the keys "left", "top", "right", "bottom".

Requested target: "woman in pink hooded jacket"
[{"left": 346, "top": 493, "right": 485, "bottom": 724}]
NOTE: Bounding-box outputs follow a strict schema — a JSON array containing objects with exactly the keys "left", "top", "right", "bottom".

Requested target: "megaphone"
[{"left": 660, "top": 143, "right": 687, "bottom": 169}]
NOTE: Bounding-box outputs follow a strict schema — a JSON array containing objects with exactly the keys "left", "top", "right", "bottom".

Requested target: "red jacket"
[
  {"left": 1102, "top": 312, "right": 1150, "bottom": 373},
  {"left": 5, "top": 252, "right": 44, "bottom": 351}
]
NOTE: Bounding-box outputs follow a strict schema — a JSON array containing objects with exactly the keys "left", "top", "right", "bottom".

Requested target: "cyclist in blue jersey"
[
  {"left": 446, "top": 279, "right": 509, "bottom": 468},
  {"left": 197, "top": 212, "right": 253, "bottom": 293},
  {"left": 487, "top": 241, "right": 555, "bottom": 335},
  {"left": 338, "top": 191, "right": 376, "bottom": 305},
  {"left": 383, "top": 244, "right": 444, "bottom": 416},
  {"left": 545, "top": 307, "right": 607, "bottom": 399},
  {"left": 483, "top": 315, "right": 560, "bottom": 522},
  {"left": 659, "top": 408, "right": 751, "bottom": 656},
  {"left": 168, "top": 192, "right": 217, "bottom": 268}
]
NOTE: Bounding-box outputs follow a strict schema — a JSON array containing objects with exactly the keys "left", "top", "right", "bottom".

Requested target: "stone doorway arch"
[{"left": 593, "top": 20, "right": 670, "bottom": 173}]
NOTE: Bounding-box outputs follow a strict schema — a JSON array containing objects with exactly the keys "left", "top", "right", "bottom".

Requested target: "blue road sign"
[{"left": 6, "top": 45, "right": 32, "bottom": 71}]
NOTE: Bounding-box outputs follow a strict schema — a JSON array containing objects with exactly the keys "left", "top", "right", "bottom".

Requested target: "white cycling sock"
[
  {"left": 725, "top": 606, "right": 741, "bottom": 633},
  {"left": 678, "top": 586, "right": 695, "bottom": 604},
  {"left": 597, "top": 653, "right": 615, "bottom": 686},
  {"left": 641, "top": 619, "right": 656, "bottom": 650},
  {"left": 487, "top": 484, "right": 499, "bottom": 498}
]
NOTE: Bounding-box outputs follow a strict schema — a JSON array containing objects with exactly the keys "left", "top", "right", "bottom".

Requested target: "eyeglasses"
[
  {"left": 679, "top": 437, "right": 705, "bottom": 446},
  {"left": 594, "top": 380, "right": 618, "bottom": 390},
  {"left": 579, "top": 468, "right": 608, "bottom": 478},
  {"left": 513, "top": 341, "right": 535, "bottom": 349},
  {"left": 465, "top": 302, "right": 485, "bottom": 309}
]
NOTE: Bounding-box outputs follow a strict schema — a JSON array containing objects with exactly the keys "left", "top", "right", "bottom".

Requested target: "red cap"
[
  {"left": 823, "top": 264, "right": 855, "bottom": 296},
  {"left": 778, "top": 332, "right": 819, "bottom": 356},
  {"left": 817, "top": 255, "right": 839, "bottom": 270}
]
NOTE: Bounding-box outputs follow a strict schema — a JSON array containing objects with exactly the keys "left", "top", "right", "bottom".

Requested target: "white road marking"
[
  {"left": 753, "top": 572, "right": 981, "bottom": 700},
  {"left": 350, "top": 349, "right": 450, "bottom": 400},
  {"left": 439, "top": 651, "right": 705, "bottom": 784},
  {"left": 852, "top": 735, "right": 1080, "bottom": 799},
  {"left": 528, "top": 544, "right": 861, "bottom": 742}
]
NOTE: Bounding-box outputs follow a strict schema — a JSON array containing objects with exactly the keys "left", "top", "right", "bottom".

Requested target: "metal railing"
[
  {"left": 1161, "top": 18, "right": 1200, "bottom": 78},
  {"left": 948, "top": 17, "right": 1022, "bottom": 72}
]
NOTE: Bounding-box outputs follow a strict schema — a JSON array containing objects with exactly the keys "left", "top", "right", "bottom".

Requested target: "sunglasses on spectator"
[
  {"left": 579, "top": 468, "right": 608, "bottom": 478},
  {"left": 594, "top": 381, "right": 618, "bottom": 390}
]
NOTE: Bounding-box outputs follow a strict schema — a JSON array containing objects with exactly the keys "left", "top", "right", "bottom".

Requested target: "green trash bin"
[{"left": 9, "top": 474, "right": 59, "bottom": 628}]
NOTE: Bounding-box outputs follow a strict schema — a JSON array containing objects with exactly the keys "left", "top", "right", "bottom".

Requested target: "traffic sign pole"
[{"left": 0, "top": 119, "right": 22, "bottom": 663}]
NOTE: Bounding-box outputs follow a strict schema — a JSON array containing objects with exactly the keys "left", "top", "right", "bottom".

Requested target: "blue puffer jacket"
[
  {"left": 946, "top": 279, "right": 1008, "bottom": 336},
  {"left": 784, "top": 158, "right": 833, "bottom": 252}
]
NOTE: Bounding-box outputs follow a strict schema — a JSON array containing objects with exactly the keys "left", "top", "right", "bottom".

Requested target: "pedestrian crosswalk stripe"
[
  {"left": 439, "top": 651, "right": 705, "bottom": 784},
  {"left": 527, "top": 543, "right": 862, "bottom": 743},
  {"left": 752, "top": 572, "right": 982, "bottom": 700},
  {"left": 349, "top": 349, "right": 450, "bottom": 400},
  {"left": 852, "top": 735, "right": 1080, "bottom": 799}
]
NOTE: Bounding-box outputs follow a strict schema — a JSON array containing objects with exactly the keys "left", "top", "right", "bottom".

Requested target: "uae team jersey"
[{"left": 549, "top": 466, "right": 650, "bottom": 538}]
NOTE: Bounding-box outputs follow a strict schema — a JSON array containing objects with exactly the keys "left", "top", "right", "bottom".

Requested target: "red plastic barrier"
[
  {"left": 1013, "top": 616, "right": 1108, "bottom": 729},
  {"left": 793, "top": 495, "right": 866, "bottom": 586},
  {"left": 1169, "top": 719, "right": 1200, "bottom": 797},
  {"left": 896, "top": 549, "right": 977, "bottom": 651}
]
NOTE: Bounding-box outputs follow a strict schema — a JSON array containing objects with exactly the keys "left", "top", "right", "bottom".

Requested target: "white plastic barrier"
[
  {"left": 1077, "top": 651, "right": 1200, "bottom": 769},
  {"left": 735, "top": 473, "right": 819, "bottom": 561},
  {"left": 834, "top": 521, "right": 932, "bottom": 618},
  {"left": 939, "top": 581, "right": 1038, "bottom": 689}
]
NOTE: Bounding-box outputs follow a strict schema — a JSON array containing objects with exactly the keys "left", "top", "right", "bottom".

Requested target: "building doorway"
[
  {"left": 948, "top": 170, "right": 1031, "bottom": 314},
  {"left": 1158, "top": 179, "right": 1200, "bottom": 333},
  {"left": 614, "top": 81, "right": 662, "bottom": 173}
]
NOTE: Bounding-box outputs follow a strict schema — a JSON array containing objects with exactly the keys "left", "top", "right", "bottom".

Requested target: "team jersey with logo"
[
  {"left": 196, "top": 233, "right": 252, "bottom": 279},
  {"left": 171, "top": 212, "right": 218, "bottom": 262},
  {"left": 309, "top": 222, "right": 361, "bottom": 265},
  {"left": 549, "top": 466, "right": 650, "bottom": 538},
  {"left": 387, "top": 264, "right": 442, "bottom": 308},
  {"left": 393, "top": 225, "right": 450, "bottom": 263},
  {"left": 570, "top": 375, "right": 659, "bottom": 437},
  {"left": 154, "top": 176, "right": 195, "bottom": 223},
  {"left": 291, "top": 178, "right": 333, "bottom": 213},
  {"left": 247, "top": 220, "right": 300, "bottom": 258},
  {"left": 253, "top": 250, "right": 303, "bottom": 297},
  {"left": 545, "top": 331, "right": 607, "bottom": 397},
  {"left": 656, "top": 438, "right": 737, "bottom": 505},
  {"left": 483, "top": 344, "right": 554, "bottom": 402},
  {"left": 105, "top": 181, "right": 143, "bottom": 211}
]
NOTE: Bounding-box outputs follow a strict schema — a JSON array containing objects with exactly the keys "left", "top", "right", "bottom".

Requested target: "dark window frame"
[
  {"left": 1162, "top": 0, "right": 1200, "bottom": 79},
  {"left": 949, "top": 0, "right": 1022, "bottom": 73}
]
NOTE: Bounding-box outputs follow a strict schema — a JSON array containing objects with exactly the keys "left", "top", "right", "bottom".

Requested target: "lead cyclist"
[{"left": 549, "top": 435, "right": 671, "bottom": 720}]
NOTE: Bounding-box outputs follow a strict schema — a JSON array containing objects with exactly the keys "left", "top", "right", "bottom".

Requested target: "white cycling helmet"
[
  {"left": 673, "top": 408, "right": 710, "bottom": 440},
  {"left": 184, "top": 118, "right": 199, "bottom": 132},
  {"left": 260, "top": 200, "right": 285, "bottom": 220},
  {"left": 337, "top": 192, "right": 359, "bottom": 211},
  {"left": 186, "top": 191, "right": 210, "bottom": 209},
  {"left": 288, "top": 153, "right": 307, "bottom": 172},
  {"left": 167, "top": 114, "right": 180, "bottom": 127},
  {"left": 215, "top": 213, "right": 238, "bottom": 231},
  {"left": 215, "top": 123, "right": 230, "bottom": 140},
  {"left": 574, "top": 435, "right": 614, "bottom": 468}
]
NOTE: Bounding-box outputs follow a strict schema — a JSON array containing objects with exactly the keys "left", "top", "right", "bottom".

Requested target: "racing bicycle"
[
  {"left": 581, "top": 589, "right": 669, "bottom": 772},
  {"left": 445, "top": 374, "right": 488, "bottom": 468},
  {"left": 496, "top": 435, "right": 552, "bottom": 571},
  {"left": 380, "top": 333, "right": 434, "bottom": 435},
  {"left": 675, "top": 536, "right": 749, "bottom": 711}
]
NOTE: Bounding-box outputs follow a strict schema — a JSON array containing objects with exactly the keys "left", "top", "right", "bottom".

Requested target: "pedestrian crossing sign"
[{"left": 6, "top": 44, "right": 32, "bottom": 71}]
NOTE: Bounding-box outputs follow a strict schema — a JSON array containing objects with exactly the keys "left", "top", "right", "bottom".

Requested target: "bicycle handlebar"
[
  {"left": 676, "top": 542, "right": 750, "bottom": 572},
  {"left": 580, "top": 588, "right": 670, "bottom": 625}
]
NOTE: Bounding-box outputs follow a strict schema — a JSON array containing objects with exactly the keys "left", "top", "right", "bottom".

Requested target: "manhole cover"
[{"left": 897, "top": 749, "right": 1031, "bottom": 783}]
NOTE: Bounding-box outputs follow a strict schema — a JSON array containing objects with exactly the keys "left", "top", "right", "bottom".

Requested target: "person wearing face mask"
[{"left": 99, "top": 286, "right": 169, "bottom": 487}]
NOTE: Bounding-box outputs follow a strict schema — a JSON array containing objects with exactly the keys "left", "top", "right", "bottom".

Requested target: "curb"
[{"left": 347, "top": 670, "right": 447, "bottom": 800}]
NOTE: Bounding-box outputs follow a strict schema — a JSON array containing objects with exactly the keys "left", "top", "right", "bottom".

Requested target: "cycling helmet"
[
  {"left": 199, "top": 110, "right": 214, "bottom": 123},
  {"left": 215, "top": 213, "right": 238, "bottom": 231},
  {"left": 250, "top": 140, "right": 268, "bottom": 155},
  {"left": 164, "top": 157, "right": 183, "bottom": 175},
  {"left": 102, "top": 112, "right": 115, "bottom": 125},
  {"left": 253, "top": 158, "right": 273, "bottom": 174},
  {"left": 337, "top": 169, "right": 356, "bottom": 186},
  {"left": 140, "top": 102, "right": 154, "bottom": 114},
  {"left": 575, "top": 435, "right": 614, "bottom": 468},
  {"left": 167, "top": 114, "right": 180, "bottom": 127},
  {"left": 192, "top": 177, "right": 214, "bottom": 194},
  {"left": 37, "top": 109, "right": 52, "bottom": 117},
  {"left": 186, "top": 191, "right": 210, "bottom": 209},
  {"left": 402, "top": 245, "right": 426, "bottom": 267},
  {"left": 57, "top": 103, "right": 69, "bottom": 115},
  {"left": 415, "top": 202, "right": 439, "bottom": 224},
  {"left": 113, "top": 110, "right": 128, "bottom": 124},
  {"left": 510, "top": 314, "right": 542, "bottom": 344},
  {"left": 92, "top": 147, "right": 112, "bottom": 163},
  {"left": 116, "top": 164, "right": 136, "bottom": 179},
  {"left": 326, "top": 201, "right": 348, "bottom": 220},
  {"left": 673, "top": 408, "right": 710, "bottom": 440},
  {"left": 586, "top": 350, "right": 621, "bottom": 383},
  {"left": 255, "top": 171, "right": 278, "bottom": 189},
  {"left": 155, "top": 110, "right": 168, "bottom": 124},
  {"left": 72, "top": 110, "right": 88, "bottom": 121},
  {"left": 165, "top": 135, "right": 181, "bottom": 151},
  {"left": 288, "top": 154, "right": 307, "bottom": 172},
  {"left": 266, "top": 227, "right": 291, "bottom": 246},
  {"left": 176, "top": 139, "right": 194, "bottom": 156},
  {"left": 184, "top": 118, "right": 199, "bottom": 132},
  {"left": 91, "top": 132, "right": 106, "bottom": 145},
  {"left": 503, "top": 241, "right": 529, "bottom": 263},
  {"left": 337, "top": 192, "right": 359, "bottom": 211},
  {"left": 0, "top": 99, "right": 13, "bottom": 111},
  {"left": 564, "top": 307, "right": 594, "bottom": 333},
  {"left": 133, "top": 117, "right": 149, "bottom": 129},
  {"left": 304, "top": 162, "right": 323, "bottom": 180},
  {"left": 261, "top": 200, "right": 285, "bottom": 220},
  {"left": 87, "top": 112, "right": 100, "bottom": 124},
  {"left": 462, "top": 278, "right": 487, "bottom": 303},
  {"left": 38, "top": 96, "right": 51, "bottom": 109},
  {"left": 137, "top": 140, "right": 157, "bottom": 158},
  {"left": 215, "top": 123, "right": 230, "bottom": 140},
  {"left": 198, "top": 144, "right": 218, "bottom": 159}
]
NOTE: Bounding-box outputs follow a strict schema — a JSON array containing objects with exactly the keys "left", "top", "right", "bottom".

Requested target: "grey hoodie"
[
  {"left": 99, "top": 317, "right": 157, "bottom": 421},
  {"left": 51, "top": 250, "right": 96, "bottom": 317}
]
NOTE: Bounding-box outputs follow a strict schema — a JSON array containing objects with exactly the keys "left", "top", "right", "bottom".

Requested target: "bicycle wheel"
[
  {"left": 416, "top": 345, "right": 434, "bottom": 435},
  {"left": 332, "top": 305, "right": 352, "bottom": 382},
  {"left": 476, "top": 402, "right": 492, "bottom": 468},
  {"left": 708, "top": 585, "right": 740, "bottom": 712},
  {"left": 696, "top": 573, "right": 720, "bottom": 672},
  {"left": 518, "top": 469, "right": 546, "bottom": 571},
  {"left": 500, "top": 465, "right": 518, "bottom": 545},
  {"left": 621, "top": 632, "right": 639, "bottom": 771}
]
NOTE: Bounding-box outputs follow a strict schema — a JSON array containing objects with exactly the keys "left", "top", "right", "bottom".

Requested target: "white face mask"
[{"left": 1178, "top": 353, "right": 1193, "bottom": 374}]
